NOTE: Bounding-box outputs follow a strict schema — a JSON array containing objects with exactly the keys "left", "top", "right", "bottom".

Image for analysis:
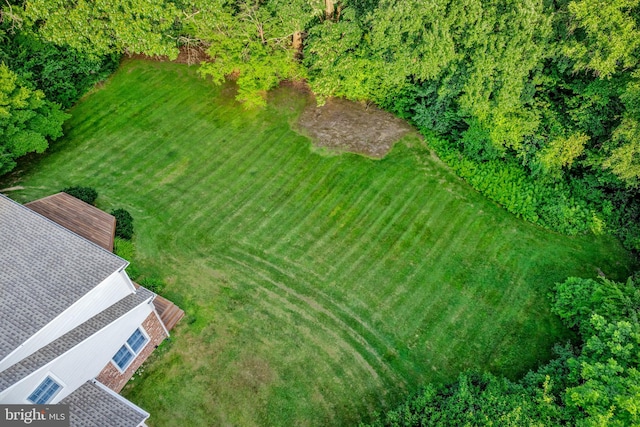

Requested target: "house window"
[
  {"left": 27, "top": 376, "right": 62, "bottom": 404},
  {"left": 112, "top": 328, "right": 148, "bottom": 371}
]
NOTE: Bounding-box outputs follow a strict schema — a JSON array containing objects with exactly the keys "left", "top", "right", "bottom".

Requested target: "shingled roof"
[
  {"left": 0, "top": 288, "right": 153, "bottom": 392},
  {"left": 0, "top": 195, "right": 127, "bottom": 362},
  {"left": 61, "top": 381, "right": 149, "bottom": 427}
]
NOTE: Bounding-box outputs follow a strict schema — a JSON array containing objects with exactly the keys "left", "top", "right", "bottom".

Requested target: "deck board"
[
  {"left": 152, "top": 294, "right": 185, "bottom": 331},
  {"left": 133, "top": 283, "right": 185, "bottom": 332},
  {"left": 26, "top": 192, "right": 116, "bottom": 252}
]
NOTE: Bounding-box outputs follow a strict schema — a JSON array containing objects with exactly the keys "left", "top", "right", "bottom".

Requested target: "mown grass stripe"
[
  {"left": 232, "top": 242, "right": 407, "bottom": 380},
  {"left": 220, "top": 250, "right": 401, "bottom": 390},
  {"left": 6, "top": 59, "right": 636, "bottom": 426}
]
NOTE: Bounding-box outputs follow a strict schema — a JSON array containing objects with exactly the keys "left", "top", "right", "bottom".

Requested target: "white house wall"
[
  {"left": 0, "top": 299, "right": 152, "bottom": 404},
  {"left": 0, "top": 270, "right": 135, "bottom": 372}
]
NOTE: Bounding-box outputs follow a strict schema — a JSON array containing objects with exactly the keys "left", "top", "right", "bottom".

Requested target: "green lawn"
[{"left": 3, "top": 59, "right": 636, "bottom": 426}]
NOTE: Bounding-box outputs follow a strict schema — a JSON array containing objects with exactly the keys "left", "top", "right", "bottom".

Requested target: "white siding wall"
[
  {"left": 0, "top": 299, "right": 153, "bottom": 404},
  {"left": 0, "top": 270, "right": 135, "bottom": 371}
]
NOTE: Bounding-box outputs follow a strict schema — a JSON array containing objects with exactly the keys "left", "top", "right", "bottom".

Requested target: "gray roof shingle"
[
  {"left": 0, "top": 195, "right": 127, "bottom": 361},
  {"left": 61, "top": 381, "right": 149, "bottom": 427},
  {"left": 0, "top": 288, "right": 153, "bottom": 392}
]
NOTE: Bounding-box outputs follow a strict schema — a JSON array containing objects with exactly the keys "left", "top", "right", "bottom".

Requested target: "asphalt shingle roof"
[
  {"left": 0, "top": 288, "right": 153, "bottom": 392},
  {"left": 61, "top": 381, "right": 149, "bottom": 427},
  {"left": 0, "top": 194, "right": 127, "bottom": 361}
]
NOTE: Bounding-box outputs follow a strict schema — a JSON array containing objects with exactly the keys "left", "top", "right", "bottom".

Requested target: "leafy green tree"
[
  {"left": 0, "top": 1, "right": 22, "bottom": 32},
  {"left": 550, "top": 275, "right": 640, "bottom": 425},
  {"left": 537, "top": 133, "right": 589, "bottom": 178},
  {"left": 564, "top": 0, "right": 640, "bottom": 78},
  {"left": 605, "top": 123, "right": 640, "bottom": 186},
  {"left": 603, "top": 73, "right": 640, "bottom": 186},
  {"left": 267, "top": 0, "right": 323, "bottom": 53},
  {"left": 305, "top": 0, "right": 551, "bottom": 154},
  {"left": 0, "top": 63, "right": 68, "bottom": 175},
  {"left": 551, "top": 276, "right": 640, "bottom": 336},
  {"left": 564, "top": 315, "right": 640, "bottom": 426},
  {"left": 1, "top": 30, "right": 119, "bottom": 108},
  {"left": 303, "top": 6, "right": 370, "bottom": 102},
  {"left": 371, "top": 372, "right": 555, "bottom": 426},
  {"left": 23, "top": 0, "right": 179, "bottom": 59},
  {"left": 186, "top": 0, "right": 317, "bottom": 107}
]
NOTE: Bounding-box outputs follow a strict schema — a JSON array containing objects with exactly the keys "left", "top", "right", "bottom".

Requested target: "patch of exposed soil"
[{"left": 296, "top": 97, "right": 416, "bottom": 159}]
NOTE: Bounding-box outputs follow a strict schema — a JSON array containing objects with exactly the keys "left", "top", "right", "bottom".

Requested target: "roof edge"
[
  {"left": 91, "top": 379, "right": 150, "bottom": 422},
  {"left": 0, "top": 289, "right": 154, "bottom": 393},
  {"left": 1, "top": 193, "right": 128, "bottom": 269}
]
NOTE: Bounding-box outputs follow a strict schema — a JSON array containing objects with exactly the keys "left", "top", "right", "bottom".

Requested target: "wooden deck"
[
  {"left": 133, "top": 283, "right": 185, "bottom": 332},
  {"left": 152, "top": 294, "right": 185, "bottom": 331},
  {"left": 26, "top": 192, "right": 116, "bottom": 251}
]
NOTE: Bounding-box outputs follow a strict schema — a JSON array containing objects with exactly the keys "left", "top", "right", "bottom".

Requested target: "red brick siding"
[{"left": 96, "top": 311, "right": 168, "bottom": 392}]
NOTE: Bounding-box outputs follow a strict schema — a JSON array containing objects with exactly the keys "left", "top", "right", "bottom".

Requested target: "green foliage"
[
  {"left": 303, "top": 7, "right": 372, "bottom": 102},
  {"left": 23, "top": 0, "right": 179, "bottom": 59},
  {"left": 603, "top": 73, "right": 640, "bottom": 186},
  {"left": 428, "top": 135, "right": 602, "bottom": 235},
  {"left": 113, "top": 236, "right": 139, "bottom": 280},
  {"left": 373, "top": 274, "right": 640, "bottom": 427},
  {"left": 565, "top": 316, "right": 640, "bottom": 426},
  {"left": 62, "top": 185, "right": 97, "bottom": 204},
  {"left": 553, "top": 275, "right": 640, "bottom": 426},
  {"left": 185, "top": 0, "right": 314, "bottom": 107},
  {"left": 564, "top": 0, "right": 640, "bottom": 78},
  {"left": 371, "top": 372, "right": 548, "bottom": 426},
  {"left": 306, "top": 0, "right": 551, "bottom": 155},
  {"left": 551, "top": 276, "right": 640, "bottom": 337},
  {"left": 1, "top": 31, "right": 119, "bottom": 108},
  {"left": 111, "top": 208, "right": 134, "bottom": 240},
  {"left": 537, "top": 133, "right": 589, "bottom": 178},
  {"left": 138, "top": 276, "right": 165, "bottom": 294},
  {"left": 0, "top": 63, "right": 68, "bottom": 175}
]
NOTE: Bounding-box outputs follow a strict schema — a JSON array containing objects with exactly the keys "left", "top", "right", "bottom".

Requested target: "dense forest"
[{"left": 1, "top": 0, "right": 639, "bottom": 424}]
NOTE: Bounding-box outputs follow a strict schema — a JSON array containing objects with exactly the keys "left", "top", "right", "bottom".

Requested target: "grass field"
[{"left": 3, "top": 59, "right": 636, "bottom": 426}]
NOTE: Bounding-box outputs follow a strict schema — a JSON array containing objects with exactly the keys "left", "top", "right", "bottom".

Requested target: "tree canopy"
[
  {"left": 23, "top": 0, "right": 179, "bottom": 59},
  {"left": 183, "top": 0, "right": 316, "bottom": 107},
  {"left": 0, "top": 63, "right": 67, "bottom": 175}
]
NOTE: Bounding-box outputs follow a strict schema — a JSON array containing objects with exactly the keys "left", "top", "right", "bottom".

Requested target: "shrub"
[
  {"left": 139, "top": 277, "right": 164, "bottom": 294},
  {"left": 111, "top": 208, "right": 134, "bottom": 240},
  {"left": 62, "top": 186, "right": 98, "bottom": 204}
]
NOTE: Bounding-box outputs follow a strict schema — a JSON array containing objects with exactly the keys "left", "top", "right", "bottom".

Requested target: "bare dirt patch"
[{"left": 296, "top": 97, "right": 416, "bottom": 159}]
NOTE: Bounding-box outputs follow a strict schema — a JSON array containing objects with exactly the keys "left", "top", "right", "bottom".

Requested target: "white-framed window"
[
  {"left": 111, "top": 327, "right": 149, "bottom": 371},
  {"left": 27, "top": 376, "right": 63, "bottom": 404}
]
